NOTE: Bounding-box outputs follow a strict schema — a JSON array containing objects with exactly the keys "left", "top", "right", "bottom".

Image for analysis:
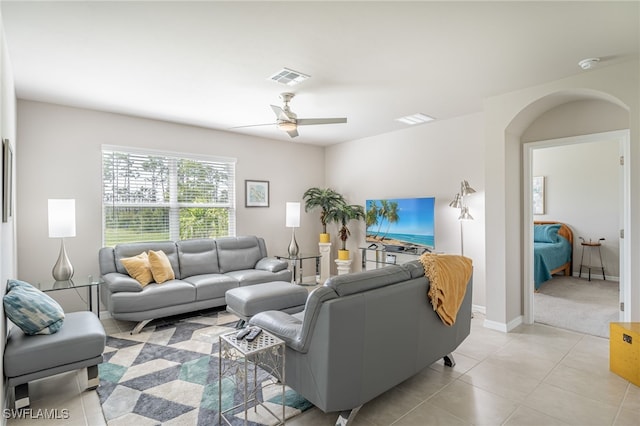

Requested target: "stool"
[
  {"left": 579, "top": 237, "right": 606, "bottom": 281},
  {"left": 225, "top": 281, "right": 309, "bottom": 327},
  {"left": 3, "top": 311, "right": 106, "bottom": 409}
]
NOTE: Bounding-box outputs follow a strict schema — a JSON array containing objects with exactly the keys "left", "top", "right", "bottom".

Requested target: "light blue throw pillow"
[
  {"left": 534, "top": 224, "right": 561, "bottom": 243},
  {"left": 3, "top": 279, "right": 65, "bottom": 335}
]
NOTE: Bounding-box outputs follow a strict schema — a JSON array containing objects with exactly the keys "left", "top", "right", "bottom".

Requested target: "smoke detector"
[{"left": 578, "top": 58, "right": 600, "bottom": 70}]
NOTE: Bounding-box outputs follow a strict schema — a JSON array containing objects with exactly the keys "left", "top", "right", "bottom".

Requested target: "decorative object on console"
[
  {"left": 286, "top": 202, "right": 300, "bottom": 257},
  {"left": 449, "top": 180, "right": 475, "bottom": 256},
  {"left": 302, "top": 187, "right": 345, "bottom": 242},
  {"left": 48, "top": 199, "right": 76, "bottom": 281}
]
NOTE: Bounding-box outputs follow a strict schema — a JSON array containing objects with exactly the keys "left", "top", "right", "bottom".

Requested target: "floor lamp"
[{"left": 449, "top": 180, "right": 475, "bottom": 256}]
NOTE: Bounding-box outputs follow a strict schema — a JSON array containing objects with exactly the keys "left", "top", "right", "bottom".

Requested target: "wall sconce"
[
  {"left": 449, "top": 180, "right": 475, "bottom": 255},
  {"left": 286, "top": 202, "right": 300, "bottom": 257},
  {"left": 48, "top": 199, "right": 76, "bottom": 281}
]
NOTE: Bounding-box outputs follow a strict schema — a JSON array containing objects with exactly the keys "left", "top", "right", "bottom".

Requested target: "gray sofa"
[
  {"left": 249, "top": 260, "right": 472, "bottom": 424},
  {"left": 99, "top": 236, "right": 291, "bottom": 332}
]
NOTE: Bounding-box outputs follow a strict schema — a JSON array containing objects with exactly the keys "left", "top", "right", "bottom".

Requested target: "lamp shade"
[
  {"left": 449, "top": 193, "right": 462, "bottom": 209},
  {"left": 48, "top": 199, "right": 76, "bottom": 238},
  {"left": 460, "top": 180, "right": 476, "bottom": 196},
  {"left": 286, "top": 202, "right": 300, "bottom": 228},
  {"left": 459, "top": 206, "right": 474, "bottom": 221}
]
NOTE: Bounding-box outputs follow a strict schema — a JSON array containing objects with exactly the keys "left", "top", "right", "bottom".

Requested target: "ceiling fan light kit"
[{"left": 277, "top": 121, "right": 297, "bottom": 132}]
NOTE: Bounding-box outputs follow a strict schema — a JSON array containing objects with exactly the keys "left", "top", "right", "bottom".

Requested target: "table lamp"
[
  {"left": 286, "top": 202, "right": 300, "bottom": 257},
  {"left": 48, "top": 199, "right": 76, "bottom": 281}
]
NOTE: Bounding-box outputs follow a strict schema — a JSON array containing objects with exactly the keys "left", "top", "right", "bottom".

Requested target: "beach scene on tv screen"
[{"left": 365, "top": 197, "right": 435, "bottom": 249}]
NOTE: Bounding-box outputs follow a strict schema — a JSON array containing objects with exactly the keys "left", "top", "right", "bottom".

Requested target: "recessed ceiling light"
[
  {"left": 268, "top": 68, "right": 310, "bottom": 86},
  {"left": 395, "top": 113, "right": 435, "bottom": 125},
  {"left": 578, "top": 58, "right": 600, "bottom": 70}
]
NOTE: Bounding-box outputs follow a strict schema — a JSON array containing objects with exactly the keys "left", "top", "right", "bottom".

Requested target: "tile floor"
[{"left": 5, "top": 310, "right": 639, "bottom": 426}]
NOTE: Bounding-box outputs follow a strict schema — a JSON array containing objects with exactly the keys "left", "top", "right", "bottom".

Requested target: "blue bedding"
[{"left": 534, "top": 235, "right": 572, "bottom": 290}]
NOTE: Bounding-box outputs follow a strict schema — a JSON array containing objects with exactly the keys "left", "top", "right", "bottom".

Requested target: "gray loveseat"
[
  {"left": 249, "top": 260, "right": 472, "bottom": 424},
  {"left": 99, "top": 236, "right": 291, "bottom": 333}
]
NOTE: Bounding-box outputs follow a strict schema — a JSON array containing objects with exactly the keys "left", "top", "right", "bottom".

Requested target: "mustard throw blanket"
[{"left": 419, "top": 253, "right": 472, "bottom": 326}]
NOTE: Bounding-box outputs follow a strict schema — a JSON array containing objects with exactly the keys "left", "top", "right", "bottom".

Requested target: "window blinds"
[{"left": 102, "top": 146, "right": 236, "bottom": 246}]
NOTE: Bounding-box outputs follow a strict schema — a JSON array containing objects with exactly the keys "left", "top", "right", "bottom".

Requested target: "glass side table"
[
  {"left": 219, "top": 329, "right": 285, "bottom": 425},
  {"left": 33, "top": 276, "right": 104, "bottom": 318},
  {"left": 275, "top": 253, "right": 321, "bottom": 286}
]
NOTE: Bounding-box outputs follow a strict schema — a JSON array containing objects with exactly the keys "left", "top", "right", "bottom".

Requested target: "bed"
[{"left": 533, "top": 221, "right": 573, "bottom": 290}]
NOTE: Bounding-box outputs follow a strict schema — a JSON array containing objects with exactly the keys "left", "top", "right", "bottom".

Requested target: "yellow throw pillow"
[
  {"left": 148, "top": 250, "right": 175, "bottom": 284},
  {"left": 120, "top": 252, "right": 154, "bottom": 286}
]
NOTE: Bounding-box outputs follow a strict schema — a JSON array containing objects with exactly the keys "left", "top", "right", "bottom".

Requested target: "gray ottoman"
[
  {"left": 3, "top": 311, "right": 106, "bottom": 409},
  {"left": 225, "top": 281, "right": 309, "bottom": 325}
]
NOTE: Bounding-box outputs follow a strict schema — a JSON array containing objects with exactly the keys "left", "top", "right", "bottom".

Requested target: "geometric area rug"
[{"left": 97, "top": 312, "right": 312, "bottom": 425}]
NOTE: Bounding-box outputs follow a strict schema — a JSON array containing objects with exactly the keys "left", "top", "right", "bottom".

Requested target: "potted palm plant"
[
  {"left": 303, "top": 187, "right": 346, "bottom": 242},
  {"left": 326, "top": 203, "right": 365, "bottom": 260}
]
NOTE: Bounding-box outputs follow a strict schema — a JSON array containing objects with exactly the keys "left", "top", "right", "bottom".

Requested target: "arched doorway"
[{"left": 508, "top": 92, "right": 631, "bottom": 326}]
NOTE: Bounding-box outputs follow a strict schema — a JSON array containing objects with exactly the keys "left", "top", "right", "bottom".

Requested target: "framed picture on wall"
[
  {"left": 3, "top": 139, "right": 13, "bottom": 222},
  {"left": 533, "top": 176, "right": 545, "bottom": 215},
  {"left": 245, "top": 180, "right": 269, "bottom": 207}
]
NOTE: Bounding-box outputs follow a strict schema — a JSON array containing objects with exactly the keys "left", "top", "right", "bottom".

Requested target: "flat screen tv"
[{"left": 365, "top": 197, "right": 435, "bottom": 250}]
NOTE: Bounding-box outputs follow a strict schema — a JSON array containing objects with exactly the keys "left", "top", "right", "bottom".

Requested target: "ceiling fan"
[{"left": 233, "top": 92, "right": 347, "bottom": 138}]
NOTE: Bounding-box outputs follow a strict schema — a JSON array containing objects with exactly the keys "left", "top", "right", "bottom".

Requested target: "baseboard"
[
  {"left": 472, "top": 304, "right": 486, "bottom": 315},
  {"left": 483, "top": 315, "right": 523, "bottom": 333}
]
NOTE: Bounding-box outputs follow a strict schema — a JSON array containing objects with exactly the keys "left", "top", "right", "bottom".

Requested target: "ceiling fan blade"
[
  {"left": 230, "top": 122, "right": 276, "bottom": 129},
  {"left": 286, "top": 128, "right": 299, "bottom": 138},
  {"left": 296, "top": 117, "right": 347, "bottom": 126},
  {"left": 271, "top": 105, "right": 293, "bottom": 121}
]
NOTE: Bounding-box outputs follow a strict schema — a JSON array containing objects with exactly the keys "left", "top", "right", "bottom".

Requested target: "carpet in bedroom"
[{"left": 534, "top": 275, "right": 619, "bottom": 338}]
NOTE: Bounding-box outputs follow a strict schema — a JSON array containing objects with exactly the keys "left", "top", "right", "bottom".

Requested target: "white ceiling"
[{"left": 1, "top": 1, "right": 638, "bottom": 146}]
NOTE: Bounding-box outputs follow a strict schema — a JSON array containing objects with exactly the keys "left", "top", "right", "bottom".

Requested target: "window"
[{"left": 102, "top": 146, "right": 236, "bottom": 246}]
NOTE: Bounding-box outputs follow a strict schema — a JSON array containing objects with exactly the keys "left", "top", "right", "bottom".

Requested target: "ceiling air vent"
[{"left": 268, "top": 68, "right": 310, "bottom": 86}]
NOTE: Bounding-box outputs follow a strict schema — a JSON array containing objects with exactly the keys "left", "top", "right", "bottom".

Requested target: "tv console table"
[{"left": 360, "top": 245, "right": 430, "bottom": 270}]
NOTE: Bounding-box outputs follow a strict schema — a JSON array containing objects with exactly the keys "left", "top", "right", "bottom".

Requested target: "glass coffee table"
[{"left": 33, "top": 276, "right": 104, "bottom": 318}]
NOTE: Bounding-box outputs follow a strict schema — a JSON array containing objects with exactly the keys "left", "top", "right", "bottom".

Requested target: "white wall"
[
  {"left": 533, "top": 140, "right": 620, "bottom": 278},
  {"left": 0, "top": 6, "right": 17, "bottom": 417},
  {"left": 325, "top": 112, "right": 487, "bottom": 309},
  {"left": 16, "top": 101, "right": 325, "bottom": 311}
]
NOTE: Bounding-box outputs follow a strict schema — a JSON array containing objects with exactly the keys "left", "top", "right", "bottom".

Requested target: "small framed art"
[
  {"left": 245, "top": 180, "right": 269, "bottom": 207},
  {"left": 532, "top": 176, "right": 545, "bottom": 215}
]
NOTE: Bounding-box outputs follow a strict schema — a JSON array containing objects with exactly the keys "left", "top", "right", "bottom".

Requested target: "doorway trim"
[{"left": 523, "top": 129, "right": 631, "bottom": 324}]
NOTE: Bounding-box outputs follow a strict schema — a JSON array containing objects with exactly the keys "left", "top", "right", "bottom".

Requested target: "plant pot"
[
  {"left": 338, "top": 249, "right": 350, "bottom": 260},
  {"left": 320, "top": 233, "right": 330, "bottom": 243}
]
